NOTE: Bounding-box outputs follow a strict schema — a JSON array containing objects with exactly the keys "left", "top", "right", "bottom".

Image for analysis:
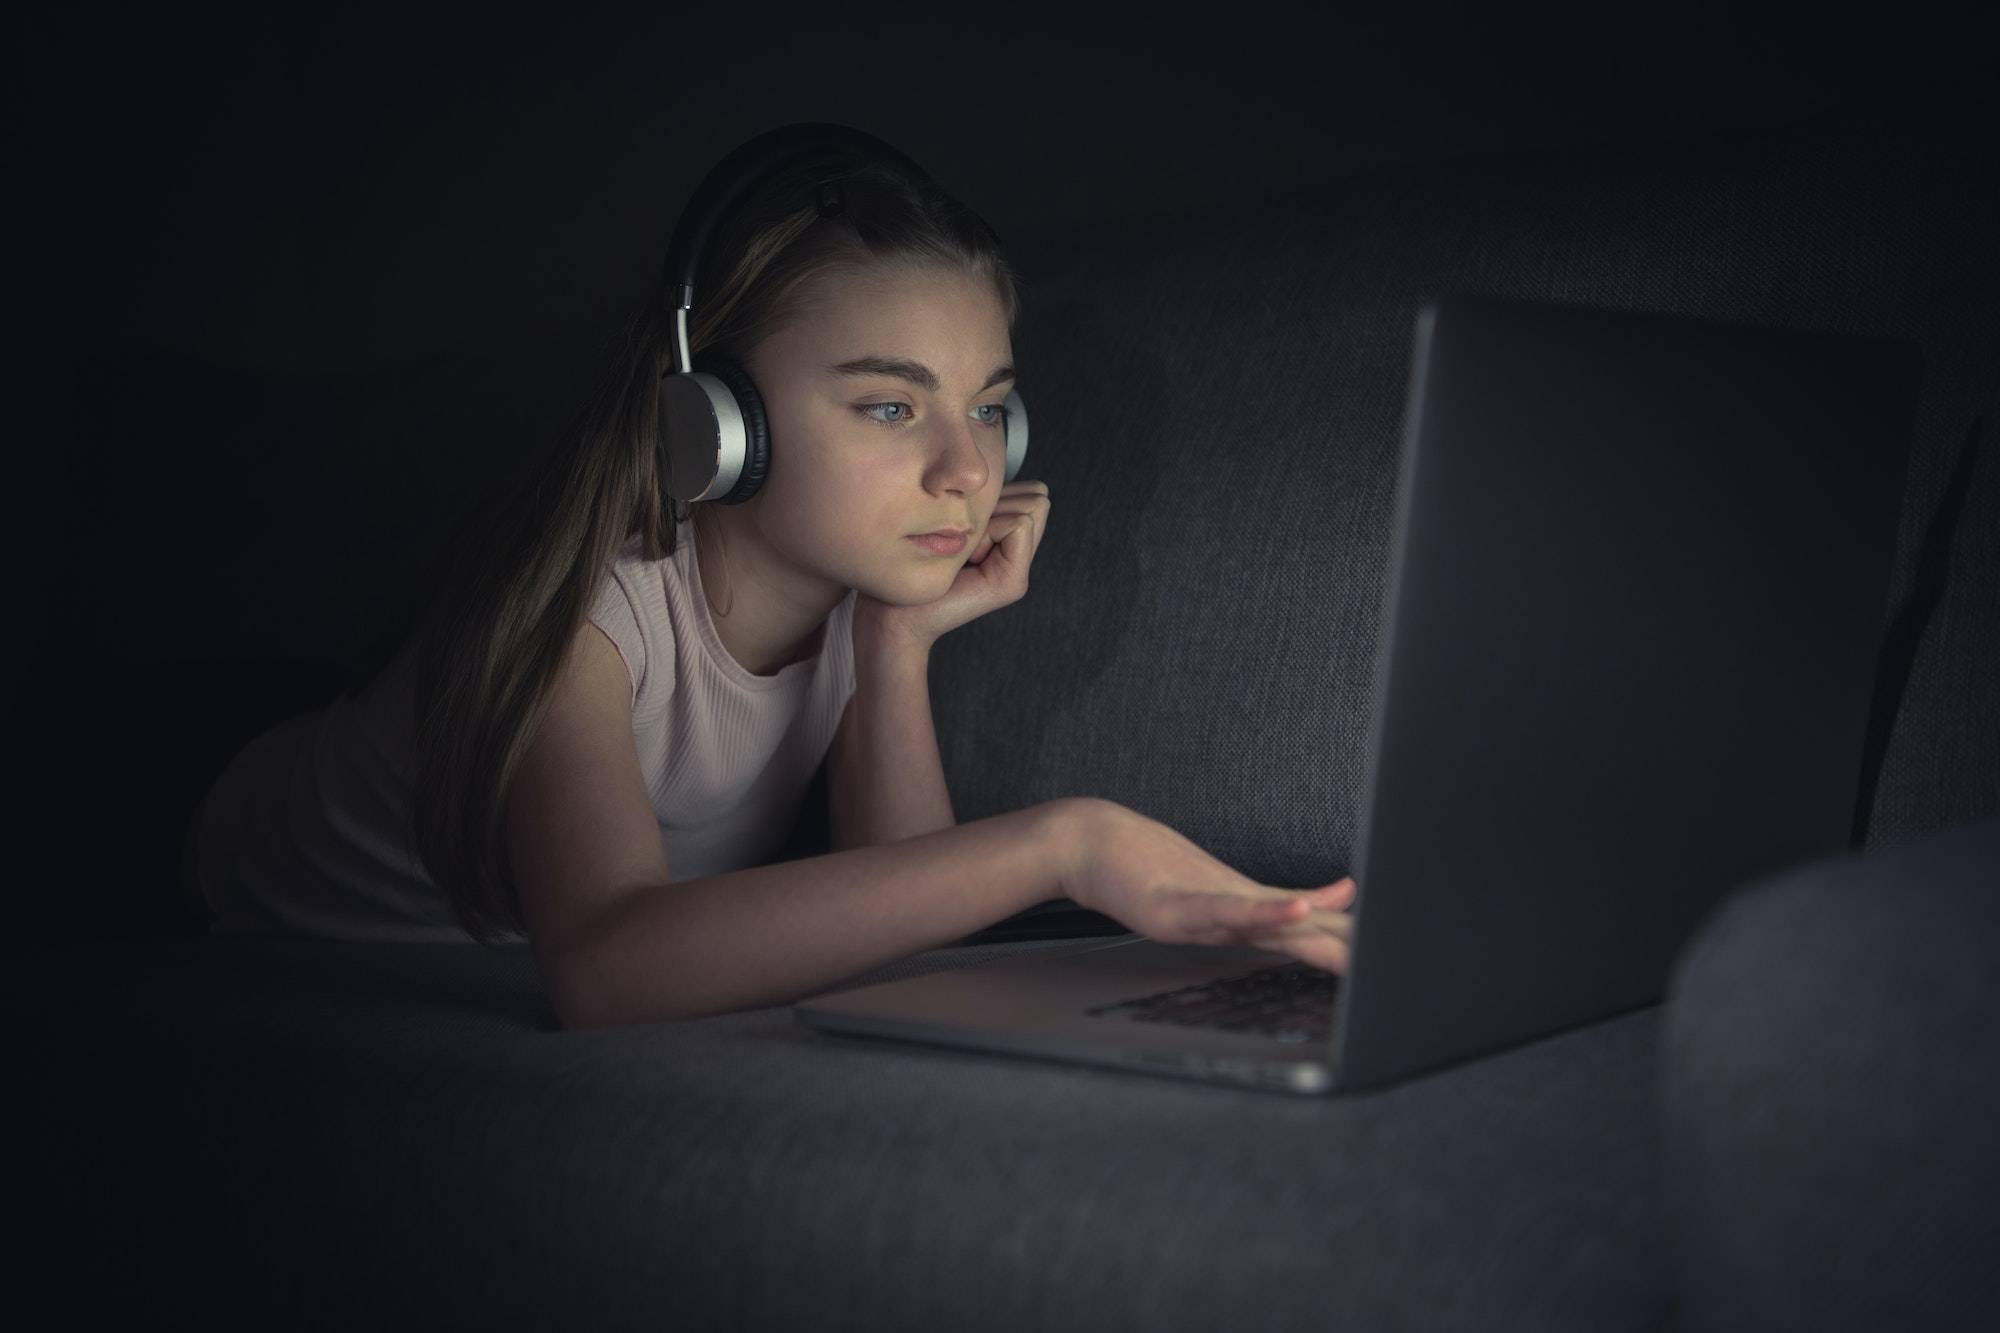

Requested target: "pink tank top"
[{"left": 193, "top": 517, "right": 857, "bottom": 943}]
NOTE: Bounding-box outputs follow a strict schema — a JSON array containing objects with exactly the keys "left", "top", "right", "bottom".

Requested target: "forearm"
[
  {"left": 551, "top": 799, "right": 1083, "bottom": 1029},
  {"left": 831, "top": 635, "right": 955, "bottom": 850}
]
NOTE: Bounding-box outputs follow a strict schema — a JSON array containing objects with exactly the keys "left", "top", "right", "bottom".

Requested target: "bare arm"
[
  {"left": 828, "top": 631, "right": 954, "bottom": 853},
  {"left": 549, "top": 800, "right": 1081, "bottom": 1030},
  {"left": 509, "top": 614, "right": 1085, "bottom": 1032}
]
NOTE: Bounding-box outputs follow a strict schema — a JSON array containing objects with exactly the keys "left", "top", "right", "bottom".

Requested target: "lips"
[{"left": 908, "top": 530, "right": 969, "bottom": 555}]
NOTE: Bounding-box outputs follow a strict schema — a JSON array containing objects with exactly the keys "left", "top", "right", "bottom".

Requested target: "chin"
[{"left": 874, "top": 569, "right": 956, "bottom": 605}]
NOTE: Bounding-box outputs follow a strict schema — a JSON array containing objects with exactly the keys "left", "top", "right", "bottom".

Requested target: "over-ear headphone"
[{"left": 655, "top": 121, "right": 1029, "bottom": 509}]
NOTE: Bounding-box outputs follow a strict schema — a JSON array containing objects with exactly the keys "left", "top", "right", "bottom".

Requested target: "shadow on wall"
[{"left": 34, "top": 318, "right": 630, "bottom": 954}]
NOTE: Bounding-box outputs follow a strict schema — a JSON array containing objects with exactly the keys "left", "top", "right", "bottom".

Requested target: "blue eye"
[{"left": 857, "top": 402, "right": 1008, "bottom": 429}]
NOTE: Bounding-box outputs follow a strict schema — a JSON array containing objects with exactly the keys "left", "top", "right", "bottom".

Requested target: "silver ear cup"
[
  {"left": 659, "top": 370, "right": 749, "bottom": 503},
  {"left": 1001, "top": 386, "right": 1030, "bottom": 483}
]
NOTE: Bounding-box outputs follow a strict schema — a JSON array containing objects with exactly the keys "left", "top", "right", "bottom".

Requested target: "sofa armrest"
[{"left": 1660, "top": 814, "right": 2000, "bottom": 1332}]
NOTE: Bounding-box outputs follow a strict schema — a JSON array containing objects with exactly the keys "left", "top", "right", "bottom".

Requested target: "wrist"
[
  {"left": 852, "top": 620, "right": 932, "bottom": 673},
  {"left": 1035, "top": 797, "right": 1104, "bottom": 908},
  {"left": 851, "top": 597, "right": 934, "bottom": 658}
]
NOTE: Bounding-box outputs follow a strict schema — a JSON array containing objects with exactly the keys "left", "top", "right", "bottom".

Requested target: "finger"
[
  {"left": 977, "top": 513, "right": 1026, "bottom": 551},
  {"left": 981, "top": 518, "right": 1031, "bottom": 566},
  {"left": 1248, "top": 880, "right": 1344, "bottom": 912},
  {"left": 1250, "top": 906, "right": 1352, "bottom": 942},
  {"left": 1310, "top": 936, "right": 1350, "bottom": 974},
  {"left": 1240, "top": 929, "right": 1344, "bottom": 970},
  {"left": 1219, "top": 895, "right": 1308, "bottom": 929},
  {"left": 1303, "top": 908, "right": 1353, "bottom": 940},
  {"left": 1252, "top": 933, "right": 1350, "bottom": 975},
  {"left": 972, "top": 514, "right": 1024, "bottom": 563},
  {"left": 1181, "top": 892, "right": 1303, "bottom": 937}
]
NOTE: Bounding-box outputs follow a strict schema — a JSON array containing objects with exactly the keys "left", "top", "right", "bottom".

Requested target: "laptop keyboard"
[{"left": 1083, "top": 961, "right": 1342, "bottom": 1043}]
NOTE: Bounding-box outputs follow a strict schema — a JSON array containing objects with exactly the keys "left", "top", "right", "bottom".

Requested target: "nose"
[{"left": 927, "top": 419, "right": 993, "bottom": 488}]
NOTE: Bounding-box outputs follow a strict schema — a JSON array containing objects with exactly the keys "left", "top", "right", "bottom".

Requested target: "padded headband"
[{"left": 659, "top": 121, "right": 949, "bottom": 315}]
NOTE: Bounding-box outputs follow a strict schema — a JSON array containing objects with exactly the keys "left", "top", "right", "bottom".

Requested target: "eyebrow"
[{"left": 825, "top": 355, "right": 1018, "bottom": 395}]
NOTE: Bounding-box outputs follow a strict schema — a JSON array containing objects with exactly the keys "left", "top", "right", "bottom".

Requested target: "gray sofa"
[{"left": 20, "top": 110, "right": 1998, "bottom": 1330}]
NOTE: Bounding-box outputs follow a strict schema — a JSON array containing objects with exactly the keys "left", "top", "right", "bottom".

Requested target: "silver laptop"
[{"left": 794, "top": 292, "right": 1923, "bottom": 1095}]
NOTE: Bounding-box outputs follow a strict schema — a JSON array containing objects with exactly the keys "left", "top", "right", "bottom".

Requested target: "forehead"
[{"left": 773, "top": 262, "right": 1009, "bottom": 364}]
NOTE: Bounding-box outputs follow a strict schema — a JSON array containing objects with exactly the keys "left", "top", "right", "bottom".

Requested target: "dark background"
[{"left": 13, "top": 1, "right": 1994, "bottom": 951}]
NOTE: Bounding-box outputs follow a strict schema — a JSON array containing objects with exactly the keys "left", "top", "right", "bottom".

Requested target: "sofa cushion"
[
  {"left": 1660, "top": 811, "right": 2000, "bottom": 1333},
  {"left": 21, "top": 934, "right": 1669, "bottom": 1330}
]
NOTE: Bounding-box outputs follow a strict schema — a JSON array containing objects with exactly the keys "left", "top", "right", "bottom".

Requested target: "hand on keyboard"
[{"left": 1052, "top": 799, "right": 1356, "bottom": 974}]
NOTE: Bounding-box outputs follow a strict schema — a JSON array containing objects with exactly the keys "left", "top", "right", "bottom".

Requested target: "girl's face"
[{"left": 728, "top": 261, "right": 1016, "bottom": 612}]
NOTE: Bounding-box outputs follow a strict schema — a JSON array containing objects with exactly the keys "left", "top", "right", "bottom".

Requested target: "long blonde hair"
[{"left": 401, "top": 142, "right": 1023, "bottom": 945}]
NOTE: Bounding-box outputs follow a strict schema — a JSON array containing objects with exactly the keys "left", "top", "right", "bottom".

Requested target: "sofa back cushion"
[{"left": 928, "top": 114, "right": 1996, "bottom": 883}]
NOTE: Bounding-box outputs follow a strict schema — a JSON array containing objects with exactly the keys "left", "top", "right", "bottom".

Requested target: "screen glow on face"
[
  {"left": 827, "top": 354, "right": 1015, "bottom": 436},
  {"left": 852, "top": 400, "right": 1008, "bottom": 431}
]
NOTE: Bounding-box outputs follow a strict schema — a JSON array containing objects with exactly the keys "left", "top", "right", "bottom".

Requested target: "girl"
[{"left": 187, "top": 140, "right": 1356, "bottom": 1026}]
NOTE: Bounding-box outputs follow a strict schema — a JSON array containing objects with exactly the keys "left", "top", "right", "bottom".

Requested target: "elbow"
[
  {"left": 536, "top": 929, "right": 615, "bottom": 1032},
  {"left": 540, "top": 927, "right": 701, "bottom": 1031},
  {"left": 548, "top": 969, "right": 652, "bottom": 1032},
  {"left": 544, "top": 961, "right": 600, "bottom": 1032}
]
